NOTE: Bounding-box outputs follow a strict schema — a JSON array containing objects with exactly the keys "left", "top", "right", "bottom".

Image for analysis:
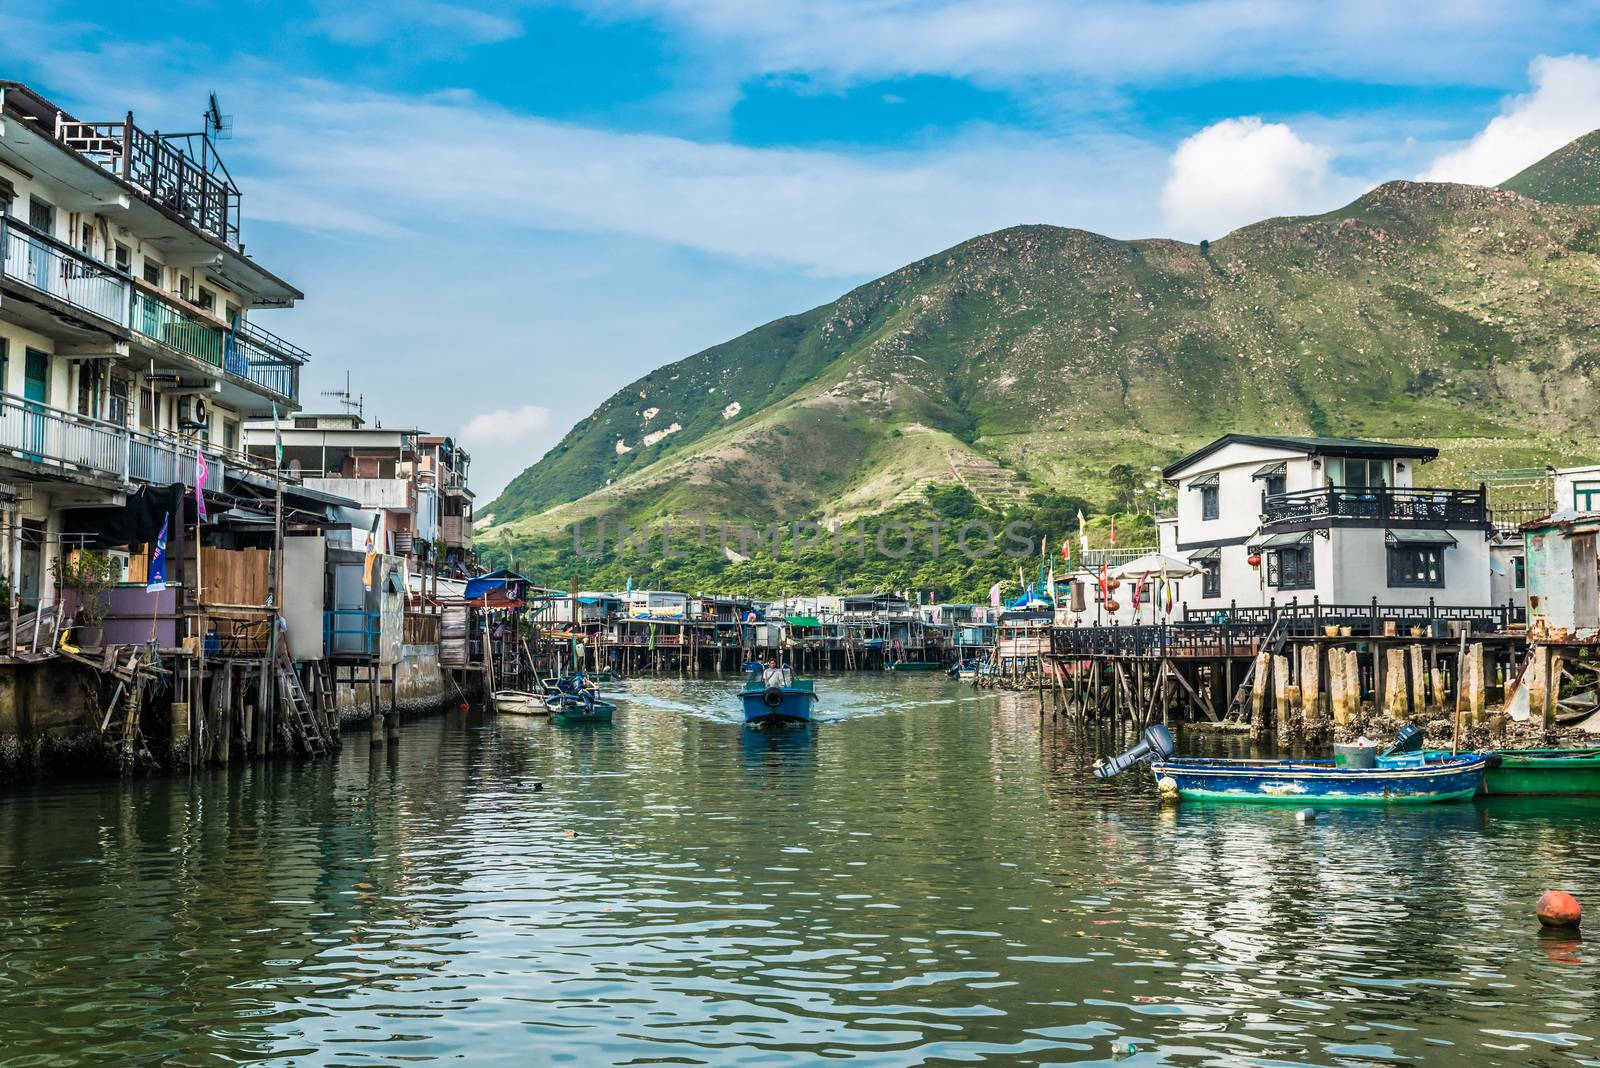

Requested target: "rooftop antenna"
[
  {"left": 205, "top": 92, "right": 233, "bottom": 140},
  {"left": 319, "top": 371, "right": 365, "bottom": 421}
]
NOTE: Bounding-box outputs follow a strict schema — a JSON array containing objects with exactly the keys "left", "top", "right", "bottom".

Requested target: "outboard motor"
[
  {"left": 1381, "top": 722, "right": 1424, "bottom": 759},
  {"left": 1094, "top": 724, "right": 1176, "bottom": 779}
]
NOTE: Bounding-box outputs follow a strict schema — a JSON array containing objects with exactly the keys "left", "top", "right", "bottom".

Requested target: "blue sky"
[{"left": 5, "top": 1, "right": 1600, "bottom": 502}]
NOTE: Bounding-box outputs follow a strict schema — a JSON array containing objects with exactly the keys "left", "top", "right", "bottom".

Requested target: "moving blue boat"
[
  {"left": 741, "top": 666, "right": 817, "bottom": 728},
  {"left": 1096, "top": 724, "right": 1496, "bottom": 805}
]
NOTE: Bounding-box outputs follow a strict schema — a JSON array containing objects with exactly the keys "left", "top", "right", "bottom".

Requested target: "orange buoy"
[{"left": 1537, "top": 890, "right": 1582, "bottom": 928}]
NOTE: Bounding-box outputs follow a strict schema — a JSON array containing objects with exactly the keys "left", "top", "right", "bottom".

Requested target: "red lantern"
[
  {"left": 1107, "top": 578, "right": 1121, "bottom": 591},
  {"left": 1248, "top": 552, "right": 1262, "bottom": 569},
  {"left": 1105, "top": 599, "right": 1120, "bottom": 612}
]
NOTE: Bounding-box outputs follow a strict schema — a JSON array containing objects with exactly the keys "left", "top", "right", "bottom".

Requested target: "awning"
[
  {"left": 1188, "top": 473, "right": 1220, "bottom": 489},
  {"left": 1386, "top": 528, "right": 1457, "bottom": 546},
  {"left": 282, "top": 483, "right": 362, "bottom": 510},
  {"left": 1187, "top": 546, "right": 1220, "bottom": 561},
  {"left": 785, "top": 615, "right": 821, "bottom": 628},
  {"left": 1252, "top": 460, "right": 1287, "bottom": 479},
  {"left": 1261, "top": 531, "right": 1310, "bottom": 548}
]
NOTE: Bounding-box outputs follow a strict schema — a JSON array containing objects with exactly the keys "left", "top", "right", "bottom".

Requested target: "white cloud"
[
  {"left": 1424, "top": 54, "right": 1600, "bottom": 185},
  {"left": 583, "top": 0, "right": 1597, "bottom": 90},
  {"left": 461, "top": 404, "right": 554, "bottom": 448},
  {"left": 1159, "top": 117, "right": 1358, "bottom": 240},
  {"left": 312, "top": 0, "right": 524, "bottom": 46}
]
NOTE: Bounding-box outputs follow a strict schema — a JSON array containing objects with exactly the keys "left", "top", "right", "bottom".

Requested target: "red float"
[{"left": 1538, "top": 890, "right": 1583, "bottom": 928}]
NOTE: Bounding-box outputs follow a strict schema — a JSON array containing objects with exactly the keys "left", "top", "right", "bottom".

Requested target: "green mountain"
[
  {"left": 1500, "top": 129, "right": 1600, "bottom": 204},
  {"left": 483, "top": 131, "right": 1600, "bottom": 574}
]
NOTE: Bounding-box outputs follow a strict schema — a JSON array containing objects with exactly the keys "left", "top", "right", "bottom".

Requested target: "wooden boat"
[
  {"left": 546, "top": 692, "right": 616, "bottom": 723},
  {"left": 741, "top": 675, "right": 817, "bottom": 728},
  {"left": 541, "top": 674, "right": 615, "bottom": 724},
  {"left": 492, "top": 690, "right": 547, "bottom": 716},
  {"left": 1154, "top": 752, "right": 1492, "bottom": 804},
  {"left": 1425, "top": 747, "right": 1600, "bottom": 796},
  {"left": 885, "top": 660, "right": 942, "bottom": 672},
  {"left": 1096, "top": 724, "right": 1492, "bottom": 804}
]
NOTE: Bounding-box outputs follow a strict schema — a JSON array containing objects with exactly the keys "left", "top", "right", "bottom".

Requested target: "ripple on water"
[{"left": 1, "top": 675, "right": 1598, "bottom": 1065}]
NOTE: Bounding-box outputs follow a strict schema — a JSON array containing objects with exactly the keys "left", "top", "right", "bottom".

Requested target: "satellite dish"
[{"left": 206, "top": 93, "right": 233, "bottom": 140}]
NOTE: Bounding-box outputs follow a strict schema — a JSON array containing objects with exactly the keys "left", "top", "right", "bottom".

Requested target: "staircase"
[{"left": 275, "top": 640, "right": 326, "bottom": 756}]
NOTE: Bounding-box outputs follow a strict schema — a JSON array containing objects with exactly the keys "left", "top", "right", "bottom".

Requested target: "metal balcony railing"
[
  {"left": 128, "top": 427, "right": 224, "bottom": 491},
  {"left": 130, "top": 289, "right": 302, "bottom": 404},
  {"left": 55, "top": 116, "right": 241, "bottom": 248},
  {"left": 0, "top": 216, "right": 130, "bottom": 328},
  {"left": 0, "top": 391, "right": 229, "bottom": 491},
  {"left": 0, "top": 393, "right": 126, "bottom": 479},
  {"left": 1261, "top": 486, "right": 1489, "bottom": 528}
]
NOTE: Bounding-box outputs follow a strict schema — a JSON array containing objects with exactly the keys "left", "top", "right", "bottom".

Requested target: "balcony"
[
  {"left": 441, "top": 514, "right": 472, "bottom": 547},
  {"left": 0, "top": 391, "right": 224, "bottom": 491},
  {"left": 55, "top": 117, "right": 241, "bottom": 248},
  {"left": 0, "top": 216, "right": 130, "bottom": 329},
  {"left": 1262, "top": 486, "right": 1489, "bottom": 530},
  {"left": 131, "top": 289, "right": 300, "bottom": 404}
]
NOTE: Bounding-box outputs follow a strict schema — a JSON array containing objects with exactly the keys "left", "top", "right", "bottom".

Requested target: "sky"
[{"left": 5, "top": 2, "right": 1600, "bottom": 502}]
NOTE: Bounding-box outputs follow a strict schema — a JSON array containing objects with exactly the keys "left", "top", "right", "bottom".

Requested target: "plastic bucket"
[{"left": 1334, "top": 744, "right": 1377, "bottom": 769}]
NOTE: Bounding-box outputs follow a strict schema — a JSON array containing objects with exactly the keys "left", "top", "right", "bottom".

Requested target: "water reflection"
[{"left": 0, "top": 673, "right": 1597, "bottom": 1065}]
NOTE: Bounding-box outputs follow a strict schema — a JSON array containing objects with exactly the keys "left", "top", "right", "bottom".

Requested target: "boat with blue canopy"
[
  {"left": 1096, "top": 724, "right": 1496, "bottom": 804},
  {"left": 741, "top": 664, "right": 817, "bottom": 728}
]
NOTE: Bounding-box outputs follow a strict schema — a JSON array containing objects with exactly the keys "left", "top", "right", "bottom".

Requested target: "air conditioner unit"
[{"left": 177, "top": 395, "right": 210, "bottom": 429}]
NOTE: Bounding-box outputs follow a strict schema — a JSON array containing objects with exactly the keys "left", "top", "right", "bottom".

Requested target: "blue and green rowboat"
[
  {"left": 1152, "top": 753, "right": 1493, "bottom": 804},
  {"left": 1096, "top": 725, "right": 1493, "bottom": 804}
]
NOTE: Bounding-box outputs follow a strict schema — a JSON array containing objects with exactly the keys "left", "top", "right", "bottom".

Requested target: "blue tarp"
[{"left": 464, "top": 569, "right": 529, "bottom": 600}]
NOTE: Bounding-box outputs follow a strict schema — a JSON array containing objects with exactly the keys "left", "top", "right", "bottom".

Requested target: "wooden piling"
[
  {"left": 1299, "top": 644, "right": 1322, "bottom": 731},
  {"left": 1467, "top": 643, "right": 1487, "bottom": 726},
  {"left": 1384, "top": 647, "right": 1410, "bottom": 719},
  {"left": 1272, "top": 653, "right": 1292, "bottom": 737},
  {"left": 1408, "top": 645, "right": 1426, "bottom": 715},
  {"left": 1249, "top": 651, "right": 1270, "bottom": 740}
]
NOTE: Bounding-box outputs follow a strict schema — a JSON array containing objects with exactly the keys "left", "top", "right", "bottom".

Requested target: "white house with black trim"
[{"left": 1064, "top": 434, "right": 1497, "bottom": 625}]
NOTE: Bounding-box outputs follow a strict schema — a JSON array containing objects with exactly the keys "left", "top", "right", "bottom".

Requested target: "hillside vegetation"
[{"left": 482, "top": 131, "right": 1600, "bottom": 594}]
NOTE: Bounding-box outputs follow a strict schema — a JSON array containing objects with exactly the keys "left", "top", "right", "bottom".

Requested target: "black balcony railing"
[{"left": 1262, "top": 485, "right": 1489, "bottom": 528}]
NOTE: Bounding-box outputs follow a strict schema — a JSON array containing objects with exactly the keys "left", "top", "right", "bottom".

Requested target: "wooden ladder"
[
  {"left": 1224, "top": 617, "right": 1287, "bottom": 720},
  {"left": 275, "top": 642, "right": 326, "bottom": 756}
]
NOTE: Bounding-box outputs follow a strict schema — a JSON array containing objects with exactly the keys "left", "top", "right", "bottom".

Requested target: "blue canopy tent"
[{"left": 464, "top": 569, "right": 531, "bottom": 602}]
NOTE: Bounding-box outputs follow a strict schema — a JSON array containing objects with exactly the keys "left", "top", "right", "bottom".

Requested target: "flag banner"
[
  {"left": 1077, "top": 510, "right": 1088, "bottom": 553},
  {"left": 989, "top": 582, "right": 1002, "bottom": 609},
  {"left": 146, "top": 514, "right": 169, "bottom": 593},
  {"left": 272, "top": 404, "right": 283, "bottom": 469},
  {"left": 195, "top": 451, "right": 210, "bottom": 524}
]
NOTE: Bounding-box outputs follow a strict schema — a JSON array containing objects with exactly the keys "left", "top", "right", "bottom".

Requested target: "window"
[
  {"left": 222, "top": 418, "right": 238, "bottom": 451},
  {"left": 1201, "top": 558, "right": 1221, "bottom": 598},
  {"left": 1513, "top": 554, "right": 1526, "bottom": 590},
  {"left": 1269, "top": 545, "right": 1314, "bottom": 590},
  {"left": 27, "top": 196, "right": 53, "bottom": 235},
  {"left": 1201, "top": 484, "right": 1219, "bottom": 520},
  {"left": 178, "top": 275, "right": 191, "bottom": 302},
  {"left": 79, "top": 224, "right": 94, "bottom": 254},
  {"left": 1342, "top": 458, "right": 1389, "bottom": 488},
  {"left": 1388, "top": 545, "right": 1445, "bottom": 588},
  {"left": 0, "top": 337, "right": 7, "bottom": 394},
  {"left": 108, "top": 375, "right": 130, "bottom": 426},
  {"left": 1264, "top": 473, "right": 1286, "bottom": 498},
  {"left": 198, "top": 286, "right": 215, "bottom": 313},
  {"left": 1575, "top": 481, "right": 1600, "bottom": 512},
  {"left": 139, "top": 384, "right": 154, "bottom": 431},
  {"left": 142, "top": 259, "right": 163, "bottom": 287},
  {"left": 76, "top": 361, "right": 102, "bottom": 418},
  {"left": 225, "top": 301, "right": 241, "bottom": 327},
  {"left": 114, "top": 243, "right": 132, "bottom": 273}
]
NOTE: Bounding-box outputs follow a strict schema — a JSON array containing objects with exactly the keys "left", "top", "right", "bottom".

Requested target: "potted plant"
[{"left": 54, "top": 548, "right": 119, "bottom": 648}]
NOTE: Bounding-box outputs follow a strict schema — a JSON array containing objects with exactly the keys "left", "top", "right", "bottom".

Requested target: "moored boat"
[
  {"left": 885, "top": 660, "right": 942, "bottom": 671},
  {"left": 493, "top": 690, "right": 547, "bottom": 716},
  {"left": 1475, "top": 748, "right": 1600, "bottom": 796},
  {"left": 741, "top": 669, "right": 817, "bottom": 728},
  {"left": 547, "top": 694, "right": 617, "bottom": 724},
  {"left": 1096, "top": 725, "right": 1495, "bottom": 805}
]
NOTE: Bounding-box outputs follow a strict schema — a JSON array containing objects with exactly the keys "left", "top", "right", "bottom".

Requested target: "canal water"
[{"left": 2, "top": 674, "right": 1598, "bottom": 1066}]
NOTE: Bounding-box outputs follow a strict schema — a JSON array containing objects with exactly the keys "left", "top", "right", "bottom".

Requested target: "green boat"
[
  {"left": 884, "top": 660, "right": 943, "bottom": 671},
  {"left": 1483, "top": 748, "right": 1600, "bottom": 796}
]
